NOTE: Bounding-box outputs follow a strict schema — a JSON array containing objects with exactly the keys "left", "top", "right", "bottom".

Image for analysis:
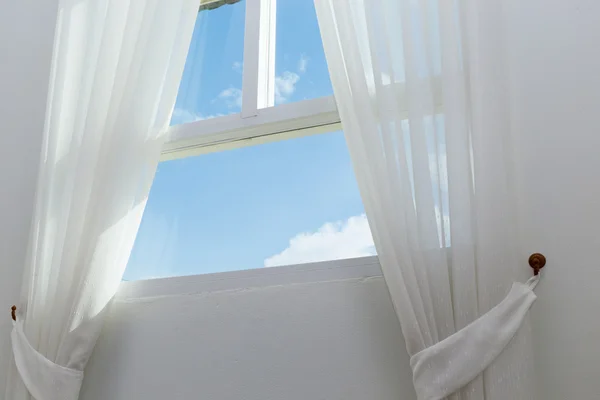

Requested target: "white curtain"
[
  {"left": 4, "top": 1, "right": 198, "bottom": 399},
  {"left": 316, "top": 1, "right": 538, "bottom": 399}
]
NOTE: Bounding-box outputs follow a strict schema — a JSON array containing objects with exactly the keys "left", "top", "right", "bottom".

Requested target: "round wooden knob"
[{"left": 528, "top": 253, "right": 546, "bottom": 275}]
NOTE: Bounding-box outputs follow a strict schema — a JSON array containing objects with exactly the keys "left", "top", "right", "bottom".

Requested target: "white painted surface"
[
  {"left": 116, "top": 256, "right": 381, "bottom": 299},
  {"left": 80, "top": 262, "right": 416, "bottom": 400},
  {"left": 256, "top": 0, "right": 276, "bottom": 108},
  {"left": 161, "top": 95, "right": 340, "bottom": 160},
  {"left": 241, "top": 0, "right": 260, "bottom": 117},
  {"left": 0, "top": 0, "right": 58, "bottom": 394},
  {"left": 505, "top": 0, "right": 600, "bottom": 398}
]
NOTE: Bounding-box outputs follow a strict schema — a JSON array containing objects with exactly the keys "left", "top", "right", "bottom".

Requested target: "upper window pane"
[
  {"left": 172, "top": 1, "right": 246, "bottom": 126},
  {"left": 272, "top": 0, "right": 333, "bottom": 106},
  {"left": 124, "top": 131, "right": 375, "bottom": 281}
]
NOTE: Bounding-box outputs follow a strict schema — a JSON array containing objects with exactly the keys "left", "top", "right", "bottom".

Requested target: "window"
[
  {"left": 125, "top": 130, "right": 374, "bottom": 280},
  {"left": 124, "top": 0, "right": 375, "bottom": 281},
  {"left": 172, "top": 0, "right": 246, "bottom": 124},
  {"left": 271, "top": 0, "right": 333, "bottom": 106}
]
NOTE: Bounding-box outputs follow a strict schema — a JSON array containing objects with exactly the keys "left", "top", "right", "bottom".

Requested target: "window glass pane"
[
  {"left": 271, "top": 0, "right": 333, "bottom": 106},
  {"left": 172, "top": 0, "right": 246, "bottom": 126},
  {"left": 124, "top": 131, "right": 375, "bottom": 281}
]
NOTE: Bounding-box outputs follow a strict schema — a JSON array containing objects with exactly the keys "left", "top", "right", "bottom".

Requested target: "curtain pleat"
[
  {"left": 315, "top": 0, "right": 538, "bottom": 399},
  {"left": 4, "top": 1, "right": 198, "bottom": 399}
]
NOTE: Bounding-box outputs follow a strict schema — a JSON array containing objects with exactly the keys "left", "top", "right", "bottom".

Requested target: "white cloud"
[
  {"left": 218, "top": 56, "right": 307, "bottom": 107},
  {"left": 232, "top": 61, "right": 243, "bottom": 73},
  {"left": 272, "top": 55, "right": 310, "bottom": 104},
  {"left": 217, "top": 87, "right": 243, "bottom": 109},
  {"left": 171, "top": 108, "right": 222, "bottom": 125},
  {"left": 264, "top": 214, "right": 376, "bottom": 267},
  {"left": 274, "top": 71, "right": 300, "bottom": 104},
  {"left": 297, "top": 54, "right": 309, "bottom": 73},
  {"left": 172, "top": 108, "right": 202, "bottom": 124}
]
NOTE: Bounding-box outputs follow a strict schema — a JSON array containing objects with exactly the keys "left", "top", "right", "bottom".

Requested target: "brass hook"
[{"left": 528, "top": 253, "right": 546, "bottom": 276}]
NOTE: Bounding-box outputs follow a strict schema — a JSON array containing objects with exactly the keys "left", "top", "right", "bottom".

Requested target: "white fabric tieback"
[
  {"left": 11, "top": 317, "right": 84, "bottom": 400},
  {"left": 410, "top": 275, "right": 540, "bottom": 400}
]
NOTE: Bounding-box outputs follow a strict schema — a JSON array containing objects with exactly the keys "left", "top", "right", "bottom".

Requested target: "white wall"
[
  {"left": 505, "top": 0, "right": 600, "bottom": 398},
  {"left": 80, "top": 261, "right": 416, "bottom": 400},
  {"left": 0, "top": 0, "right": 58, "bottom": 394}
]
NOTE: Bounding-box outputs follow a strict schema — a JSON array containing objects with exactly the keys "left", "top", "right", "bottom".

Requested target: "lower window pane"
[{"left": 124, "top": 131, "right": 375, "bottom": 281}]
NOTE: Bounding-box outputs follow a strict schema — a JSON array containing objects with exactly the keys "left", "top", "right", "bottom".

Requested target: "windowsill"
[{"left": 116, "top": 255, "right": 381, "bottom": 300}]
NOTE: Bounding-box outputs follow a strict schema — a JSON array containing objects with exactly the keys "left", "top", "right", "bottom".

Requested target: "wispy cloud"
[
  {"left": 216, "top": 87, "right": 243, "bottom": 109},
  {"left": 171, "top": 108, "right": 223, "bottom": 125},
  {"left": 274, "top": 55, "right": 310, "bottom": 104},
  {"left": 172, "top": 108, "right": 201, "bottom": 124},
  {"left": 274, "top": 71, "right": 300, "bottom": 104},
  {"left": 215, "top": 56, "right": 308, "bottom": 107},
  {"left": 298, "top": 54, "right": 309, "bottom": 73},
  {"left": 264, "top": 214, "right": 376, "bottom": 267}
]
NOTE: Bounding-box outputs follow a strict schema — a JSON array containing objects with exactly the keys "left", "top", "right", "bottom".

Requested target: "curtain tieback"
[
  {"left": 410, "top": 275, "right": 540, "bottom": 400},
  {"left": 10, "top": 315, "right": 84, "bottom": 400}
]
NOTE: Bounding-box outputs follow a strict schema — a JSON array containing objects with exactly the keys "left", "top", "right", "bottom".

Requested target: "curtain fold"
[
  {"left": 315, "top": 0, "right": 538, "bottom": 399},
  {"left": 3, "top": 1, "right": 198, "bottom": 399}
]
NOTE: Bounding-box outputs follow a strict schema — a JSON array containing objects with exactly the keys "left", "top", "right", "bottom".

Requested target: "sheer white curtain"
[
  {"left": 316, "top": 1, "right": 538, "bottom": 399},
  {"left": 3, "top": 1, "right": 197, "bottom": 399}
]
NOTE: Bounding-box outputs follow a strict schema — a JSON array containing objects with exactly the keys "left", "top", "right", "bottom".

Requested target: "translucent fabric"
[
  {"left": 315, "top": 0, "right": 538, "bottom": 399},
  {"left": 4, "top": 1, "right": 198, "bottom": 399}
]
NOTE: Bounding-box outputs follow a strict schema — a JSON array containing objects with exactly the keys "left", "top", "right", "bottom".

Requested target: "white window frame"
[
  {"left": 133, "top": 1, "right": 370, "bottom": 287},
  {"left": 163, "top": 0, "right": 440, "bottom": 160},
  {"left": 142, "top": 1, "right": 445, "bottom": 285},
  {"left": 118, "top": 256, "right": 381, "bottom": 298},
  {"left": 162, "top": 0, "right": 341, "bottom": 161}
]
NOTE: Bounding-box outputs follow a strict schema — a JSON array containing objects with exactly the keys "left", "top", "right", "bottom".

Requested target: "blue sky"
[{"left": 124, "top": 0, "right": 374, "bottom": 280}]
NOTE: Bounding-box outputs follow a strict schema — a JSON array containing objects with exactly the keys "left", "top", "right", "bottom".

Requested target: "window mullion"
[
  {"left": 242, "top": 0, "right": 276, "bottom": 118},
  {"left": 257, "top": 0, "right": 276, "bottom": 108},
  {"left": 241, "top": 0, "right": 261, "bottom": 118}
]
